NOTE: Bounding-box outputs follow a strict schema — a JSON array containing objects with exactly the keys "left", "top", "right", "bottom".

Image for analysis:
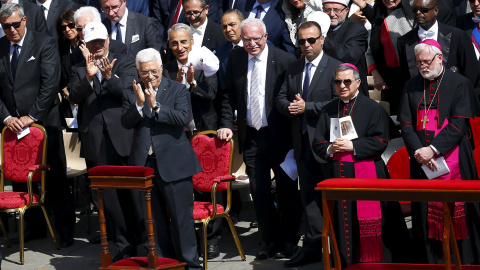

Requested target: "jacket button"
[{"left": 99, "top": 121, "right": 103, "bottom": 125}]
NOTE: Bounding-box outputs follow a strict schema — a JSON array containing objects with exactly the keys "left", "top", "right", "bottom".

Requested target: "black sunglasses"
[
  {"left": 75, "top": 26, "right": 83, "bottom": 32},
  {"left": 298, "top": 36, "right": 321, "bottom": 46},
  {"left": 61, "top": 23, "right": 76, "bottom": 31},
  {"left": 411, "top": 6, "right": 437, "bottom": 13},
  {"left": 334, "top": 79, "right": 353, "bottom": 86},
  {"left": 1, "top": 17, "right": 24, "bottom": 30}
]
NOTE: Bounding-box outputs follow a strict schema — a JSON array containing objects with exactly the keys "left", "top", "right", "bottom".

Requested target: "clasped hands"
[
  {"left": 133, "top": 80, "right": 157, "bottom": 109},
  {"left": 5, "top": 116, "right": 34, "bottom": 133},
  {"left": 80, "top": 42, "right": 117, "bottom": 82},
  {"left": 328, "top": 138, "right": 354, "bottom": 154},
  {"left": 288, "top": 94, "right": 305, "bottom": 115},
  {"left": 176, "top": 63, "right": 196, "bottom": 87},
  {"left": 414, "top": 146, "right": 440, "bottom": 171}
]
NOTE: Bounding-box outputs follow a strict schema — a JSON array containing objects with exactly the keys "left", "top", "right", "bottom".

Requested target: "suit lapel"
[
  {"left": 0, "top": 38, "right": 13, "bottom": 82},
  {"left": 243, "top": 0, "right": 255, "bottom": 17},
  {"left": 265, "top": 47, "right": 275, "bottom": 115},
  {"left": 407, "top": 29, "right": 419, "bottom": 78},
  {"left": 438, "top": 24, "right": 452, "bottom": 65},
  {"left": 202, "top": 21, "right": 214, "bottom": 48},
  {"left": 125, "top": 11, "right": 136, "bottom": 50},
  {"left": 295, "top": 59, "right": 303, "bottom": 95},
  {"left": 308, "top": 55, "right": 328, "bottom": 99},
  {"left": 46, "top": 0, "right": 59, "bottom": 32},
  {"left": 15, "top": 31, "right": 33, "bottom": 81}
]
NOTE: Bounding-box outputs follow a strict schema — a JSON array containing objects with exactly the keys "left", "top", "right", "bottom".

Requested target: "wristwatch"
[
  {"left": 152, "top": 102, "right": 161, "bottom": 111},
  {"left": 189, "top": 79, "right": 197, "bottom": 86}
]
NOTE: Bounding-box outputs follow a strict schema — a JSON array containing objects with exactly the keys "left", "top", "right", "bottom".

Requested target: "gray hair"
[
  {"left": 0, "top": 3, "right": 24, "bottom": 19},
  {"left": 240, "top": 18, "right": 267, "bottom": 35},
  {"left": 335, "top": 64, "right": 360, "bottom": 80},
  {"left": 167, "top": 23, "right": 193, "bottom": 40},
  {"left": 183, "top": 0, "right": 208, "bottom": 8},
  {"left": 74, "top": 6, "right": 101, "bottom": 24},
  {"left": 414, "top": 43, "right": 442, "bottom": 56},
  {"left": 136, "top": 48, "right": 162, "bottom": 69}
]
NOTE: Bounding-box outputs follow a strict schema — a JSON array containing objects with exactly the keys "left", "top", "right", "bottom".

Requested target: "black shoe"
[
  {"left": 207, "top": 244, "right": 220, "bottom": 259},
  {"left": 274, "top": 242, "right": 297, "bottom": 259},
  {"left": 112, "top": 245, "right": 137, "bottom": 263},
  {"left": 284, "top": 250, "right": 322, "bottom": 267},
  {"left": 255, "top": 242, "right": 276, "bottom": 260},
  {"left": 10, "top": 230, "right": 47, "bottom": 244},
  {"left": 60, "top": 237, "right": 74, "bottom": 247},
  {"left": 250, "top": 221, "right": 259, "bottom": 228}
]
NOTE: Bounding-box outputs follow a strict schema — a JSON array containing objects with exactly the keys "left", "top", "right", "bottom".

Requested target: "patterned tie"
[
  {"left": 250, "top": 56, "right": 262, "bottom": 130},
  {"left": 255, "top": 5, "right": 263, "bottom": 19},
  {"left": 301, "top": 62, "right": 312, "bottom": 134},
  {"left": 96, "top": 68, "right": 103, "bottom": 83},
  {"left": 11, "top": 44, "right": 19, "bottom": 79},
  {"left": 116, "top": 22, "right": 122, "bottom": 42}
]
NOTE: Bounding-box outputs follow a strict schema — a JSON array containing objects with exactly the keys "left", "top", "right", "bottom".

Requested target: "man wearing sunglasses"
[
  {"left": 321, "top": 0, "right": 369, "bottom": 97},
  {"left": 276, "top": 21, "right": 341, "bottom": 268},
  {"left": 0, "top": 0, "right": 47, "bottom": 36},
  {"left": 0, "top": 3, "right": 75, "bottom": 247}
]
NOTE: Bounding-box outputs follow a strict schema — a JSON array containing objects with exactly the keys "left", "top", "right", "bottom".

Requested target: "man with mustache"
[{"left": 397, "top": 39, "right": 480, "bottom": 264}]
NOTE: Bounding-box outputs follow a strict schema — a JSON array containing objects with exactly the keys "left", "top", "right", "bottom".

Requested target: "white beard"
[{"left": 420, "top": 64, "right": 443, "bottom": 80}]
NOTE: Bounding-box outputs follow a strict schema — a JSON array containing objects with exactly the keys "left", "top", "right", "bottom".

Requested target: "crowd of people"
[{"left": 0, "top": 0, "right": 480, "bottom": 269}]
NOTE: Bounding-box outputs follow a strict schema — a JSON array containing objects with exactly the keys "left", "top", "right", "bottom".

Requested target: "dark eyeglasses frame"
[
  {"left": 75, "top": 26, "right": 83, "bottom": 32},
  {"left": 298, "top": 36, "right": 322, "bottom": 46},
  {"left": 101, "top": 1, "right": 124, "bottom": 13},
  {"left": 61, "top": 23, "right": 76, "bottom": 31},
  {"left": 416, "top": 53, "right": 438, "bottom": 67},
  {"left": 1, "top": 17, "right": 24, "bottom": 30},
  {"left": 184, "top": 7, "right": 206, "bottom": 17},
  {"left": 411, "top": 6, "right": 437, "bottom": 13},
  {"left": 140, "top": 69, "right": 160, "bottom": 77},
  {"left": 334, "top": 79, "right": 355, "bottom": 86},
  {"left": 323, "top": 7, "right": 347, "bottom": 14}
]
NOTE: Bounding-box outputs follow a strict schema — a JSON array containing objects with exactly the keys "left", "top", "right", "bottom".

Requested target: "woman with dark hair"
[
  {"left": 56, "top": 9, "right": 80, "bottom": 119},
  {"left": 282, "top": 0, "right": 323, "bottom": 46}
]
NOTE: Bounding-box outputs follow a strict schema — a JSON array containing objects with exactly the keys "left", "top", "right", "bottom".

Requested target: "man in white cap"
[
  {"left": 322, "top": 0, "right": 369, "bottom": 97},
  {"left": 68, "top": 21, "right": 143, "bottom": 263}
]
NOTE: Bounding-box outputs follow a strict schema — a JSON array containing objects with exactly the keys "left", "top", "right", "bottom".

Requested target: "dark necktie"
[
  {"left": 301, "top": 62, "right": 312, "bottom": 134},
  {"left": 255, "top": 5, "right": 263, "bottom": 19},
  {"left": 11, "top": 44, "right": 19, "bottom": 79},
  {"left": 115, "top": 22, "right": 122, "bottom": 42}
]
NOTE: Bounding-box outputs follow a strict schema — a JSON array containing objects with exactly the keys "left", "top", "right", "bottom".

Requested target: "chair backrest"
[
  {"left": 473, "top": 147, "right": 480, "bottom": 179},
  {"left": 471, "top": 117, "right": 480, "bottom": 149},
  {"left": 386, "top": 146, "right": 410, "bottom": 179},
  {"left": 1, "top": 124, "right": 47, "bottom": 183},
  {"left": 191, "top": 131, "right": 234, "bottom": 193}
]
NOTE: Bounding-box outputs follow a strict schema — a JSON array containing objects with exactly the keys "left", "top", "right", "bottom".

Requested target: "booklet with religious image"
[
  {"left": 339, "top": 116, "right": 358, "bottom": 140},
  {"left": 421, "top": 157, "right": 450, "bottom": 179}
]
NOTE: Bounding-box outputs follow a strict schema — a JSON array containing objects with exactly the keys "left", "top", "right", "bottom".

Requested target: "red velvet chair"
[
  {"left": 0, "top": 124, "right": 58, "bottom": 264},
  {"left": 473, "top": 147, "right": 480, "bottom": 179},
  {"left": 470, "top": 117, "right": 480, "bottom": 149},
  {"left": 386, "top": 146, "right": 411, "bottom": 216},
  {"left": 190, "top": 131, "right": 246, "bottom": 269}
]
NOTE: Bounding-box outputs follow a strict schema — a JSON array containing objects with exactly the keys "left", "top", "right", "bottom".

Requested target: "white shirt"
[
  {"left": 301, "top": 51, "right": 323, "bottom": 94},
  {"left": 9, "top": 28, "right": 26, "bottom": 62},
  {"left": 111, "top": 8, "right": 128, "bottom": 43},
  {"left": 192, "top": 18, "right": 208, "bottom": 48},
  {"left": 248, "top": 0, "right": 272, "bottom": 20},
  {"left": 232, "top": 39, "right": 243, "bottom": 49},
  {"left": 418, "top": 21, "right": 439, "bottom": 41},
  {"left": 36, "top": 0, "right": 52, "bottom": 20},
  {"left": 472, "top": 15, "right": 480, "bottom": 60},
  {"left": 246, "top": 45, "right": 269, "bottom": 128}
]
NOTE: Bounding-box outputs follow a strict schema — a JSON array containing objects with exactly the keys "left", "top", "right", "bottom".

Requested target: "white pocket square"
[
  {"left": 132, "top": 34, "right": 140, "bottom": 43},
  {"left": 27, "top": 56, "right": 35, "bottom": 62}
]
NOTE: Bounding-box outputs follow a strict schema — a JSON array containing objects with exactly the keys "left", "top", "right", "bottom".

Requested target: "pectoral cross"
[{"left": 421, "top": 114, "right": 429, "bottom": 129}]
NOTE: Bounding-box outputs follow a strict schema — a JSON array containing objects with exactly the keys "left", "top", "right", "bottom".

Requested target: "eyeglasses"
[
  {"left": 75, "top": 26, "right": 83, "bottom": 32},
  {"left": 1, "top": 17, "right": 24, "bottom": 30},
  {"left": 298, "top": 36, "right": 321, "bottom": 46},
  {"left": 139, "top": 69, "right": 160, "bottom": 77},
  {"left": 61, "top": 23, "right": 76, "bottom": 31},
  {"left": 101, "top": 1, "right": 124, "bottom": 13},
  {"left": 184, "top": 7, "right": 205, "bottom": 17},
  {"left": 241, "top": 33, "right": 265, "bottom": 43},
  {"left": 411, "top": 6, "right": 437, "bottom": 13},
  {"left": 334, "top": 79, "right": 354, "bottom": 86},
  {"left": 323, "top": 7, "right": 347, "bottom": 14},
  {"left": 416, "top": 53, "right": 438, "bottom": 67}
]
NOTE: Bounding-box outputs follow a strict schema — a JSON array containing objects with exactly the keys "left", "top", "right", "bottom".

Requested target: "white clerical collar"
[
  {"left": 192, "top": 17, "right": 208, "bottom": 34},
  {"left": 305, "top": 50, "right": 323, "bottom": 67},
  {"left": 418, "top": 21, "right": 439, "bottom": 41},
  {"left": 248, "top": 44, "right": 269, "bottom": 62},
  {"left": 36, "top": 0, "right": 52, "bottom": 10},
  {"left": 341, "top": 90, "right": 359, "bottom": 103},
  {"left": 112, "top": 8, "right": 128, "bottom": 27},
  {"left": 10, "top": 28, "right": 26, "bottom": 48},
  {"left": 232, "top": 39, "right": 243, "bottom": 48}
]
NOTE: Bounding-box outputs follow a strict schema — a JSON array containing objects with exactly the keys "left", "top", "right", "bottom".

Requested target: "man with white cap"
[
  {"left": 68, "top": 21, "right": 143, "bottom": 262},
  {"left": 322, "top": 0, "right": 369, "bottom": 97}
]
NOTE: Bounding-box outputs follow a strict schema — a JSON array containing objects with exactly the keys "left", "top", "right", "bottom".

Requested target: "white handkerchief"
[
  {"left": 132, "top": 34, "right": 140, "bottom": 43},
  {"left": 17, "top": 126, "right": 30, "bottom": 139},
  {"left": 27, "top": 56, "right": 35, "bottom": 62},
  {"left": 280, "top": 149, "right": 298, "bottom": 180}
]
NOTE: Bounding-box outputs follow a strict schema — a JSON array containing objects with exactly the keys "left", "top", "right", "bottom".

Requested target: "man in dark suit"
[
  {"left": 87, "top": 0, "right": 150, "bottom": 16},
  {"left": 398, "top": 0, "right": 470, "bottom": 82},
  {"left": 0, "top": 0, "right": 47, "bottom": 34},
  {"left": 322, "top": 0, "right": 369, "bottom": 97},
  {"left": 276, "top": 21, "right": 340, "bottom": 267},
  {"left": 217, "top": 18, "right": 302, "bottom": 260},
  {"left": 68, "top": 21, "right": 143, "bottom": 262},
  {"left": 30, "top": 0, "right": 78, "bottom": 41},
  {"left": 122, "top": 48, "right": 203, "bottom": 270},
  {"left": 0, "top": 3, "right": 75, "bottom": 246},
  {"left": 100, "top": 0, "right": 162, "bottom": 57},
  {"left": 235, "top": 0, "right": 295, "bottom": 54}
]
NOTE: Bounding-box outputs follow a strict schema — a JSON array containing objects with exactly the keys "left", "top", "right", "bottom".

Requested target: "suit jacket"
[
  {"left": 276, "top": 54, "right": 341, "bottom": 162},
  {"left": 0, "top": 30, "right": 62, "bottom": 130},
  {"left": 456, "top": 12, "right": 475, "bottom": 30},
  {"left": 121, "top": 77, "right": 202, "bottom": 182},
  {"left": 220, "top": 44, "right": 294, "bottom": 153},
  {"left": 102, "top": 10, "right": 162, "bottom": 57},
  {"left": 201, "top": 20, "right": 227, "bottom": 52},
  {"left": 86, "top": 0, "right": 150, "bottom": 16},
  {"left": 237, "top": 0, "right": 295, "bottom": 54},
  {"left": 397, "top": 22, "right": 470, "bottom": 81},
  {"left": 68, "top": 52, "right": 136, "bottom": 161},
  {"left": 216, "top": 41, "right": 234, "bottom": 90},
  {"left": 163, "top": 60, "right": 218, "bottom": 131},
  {"left": 323, "top": 18, "right": 369, "bottom": 97},
  {"left": 29, "top": 0, "right": 78, "bottom": 42},
  {"left": 16, "top": 0, "right": 48, "bottom": 34}
]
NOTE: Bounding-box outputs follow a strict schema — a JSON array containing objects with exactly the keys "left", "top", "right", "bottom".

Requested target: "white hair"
[
  {"left": 167, "top": 23, "right": 193, "bottom": 40},
  {"left": 240, "top": 18, "right": 267, "bottom": 35},
  {"left": 0, "top": 3, "right": 24, "bottom": 18},
  {"left": 414, "top": 43, "right": 442, "bottom": 56},
  {"left": 74, "top": 6, "right": 101, "bottom": 24},
  {"left": 136, "top": 48, "right": 162, "bottom": 69}
]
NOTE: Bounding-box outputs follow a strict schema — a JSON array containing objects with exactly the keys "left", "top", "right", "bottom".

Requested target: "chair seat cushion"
[
  {"left": 111, "top": 256, "right": 180, "bottom": 267},
  {"left": 193, "top": 201, "right": 224, "bottom": 219},
  {"left": 317, "top": 178, "right": 480, "bottom": 191},
  {"left": 88, "top": 166, "right": 154, "bottom": 177},
  {"left": 0, "top": 192, "right": 40, "bottom": 208}
]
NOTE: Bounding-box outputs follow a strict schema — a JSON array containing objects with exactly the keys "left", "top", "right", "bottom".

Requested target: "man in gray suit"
[{"left": 121, "top": 48, "right": 202, "bottom": 270}]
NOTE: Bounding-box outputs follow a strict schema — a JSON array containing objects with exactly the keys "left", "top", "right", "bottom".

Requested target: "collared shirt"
[
  {"left": 301, "top": 51, "right": 323, "bottom": 93},
  {"left": 136, "top": 87, "right": 160, "bottom": 116},
  {"left": 418, "top": 21, "right": 439, "bottom": 41},
  {"left": 111, "top": 8, "right": 128, "bottom": 43},
  {"left": 232, "top": 39, "right": 243, "bottom": 49},
  {"left": 36, "top": 0, "right": 52, "bottom": 20},
  {"left": 10, "top": 28, "right": 26, "bottom": 62},
  {"left": 176, "top": 60, "right": 191, "bottom": 88},
  {"left": 248, "top": 0, "right": 272, "bottom": 20},
  {"left": 246, "top": 45, "right": 269, "bottom": 128},
  {"left": 192, "top": 17, "right": 208, "bottom": 48},
  {"left": 473, "top": 15, "right": 480, "bottom": 59}
]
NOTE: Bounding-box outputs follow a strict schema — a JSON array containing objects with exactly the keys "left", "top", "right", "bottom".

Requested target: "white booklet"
[
  {"left": 330, "top": 116, "right": 358, "bottom": 142},
  {"left": 421, "top": 156, "right": 450, "bottom": 179}
]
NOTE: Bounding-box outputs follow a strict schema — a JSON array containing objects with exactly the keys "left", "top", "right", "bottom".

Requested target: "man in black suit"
[
  {"left": 100, "top": 0, "right": 162, "bottom": 57},
  {"left": 217, "top": 18, "right": 302, "bottom": 260},
  {"left": 235, "top": 0, "right": 295, "bottom": 54},
  {"left": 121, "top": 48, "right": 202, "bottom": 270},
  {"left": 276, "top": 21, "right": 340, "bottom": 267},
  {"left": 30, "top": 0, "right": 78, "bottom": 41},
  {"left": 0, "top": 3, "right": 75, "bottom": 246},
  {"left": 68, "top": 21, "right": 143, "bottom": 262},
  {"left": 0, "top": 0, "right": 47, "bottom": 34},
  {"left": 322, "top": 0, "right": 369, "bottom": 97}
]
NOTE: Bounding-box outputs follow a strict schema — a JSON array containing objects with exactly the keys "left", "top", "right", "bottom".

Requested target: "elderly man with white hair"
[
  {"left": 398, "top": 39, "right": 480, "bottom": 264},
  {"left": 122, "top": 48, "right": 202, "bottom": 270}
]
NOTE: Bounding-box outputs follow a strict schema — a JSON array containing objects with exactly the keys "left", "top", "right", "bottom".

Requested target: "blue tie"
[
  {"left": 301, "top": 62, "right": 312, "bottom": 134},
  {"left": 96, "top": 69, "right": 103, "bottom": 83},
  {"left": 255, "top": 5, "right": 263, "bottom": 19},
  {"left": 116, "top": 22, "right": 122, "bottom": 42},
  {"left": 11, "top": 44, "right": 19, "bottom": 79}
]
